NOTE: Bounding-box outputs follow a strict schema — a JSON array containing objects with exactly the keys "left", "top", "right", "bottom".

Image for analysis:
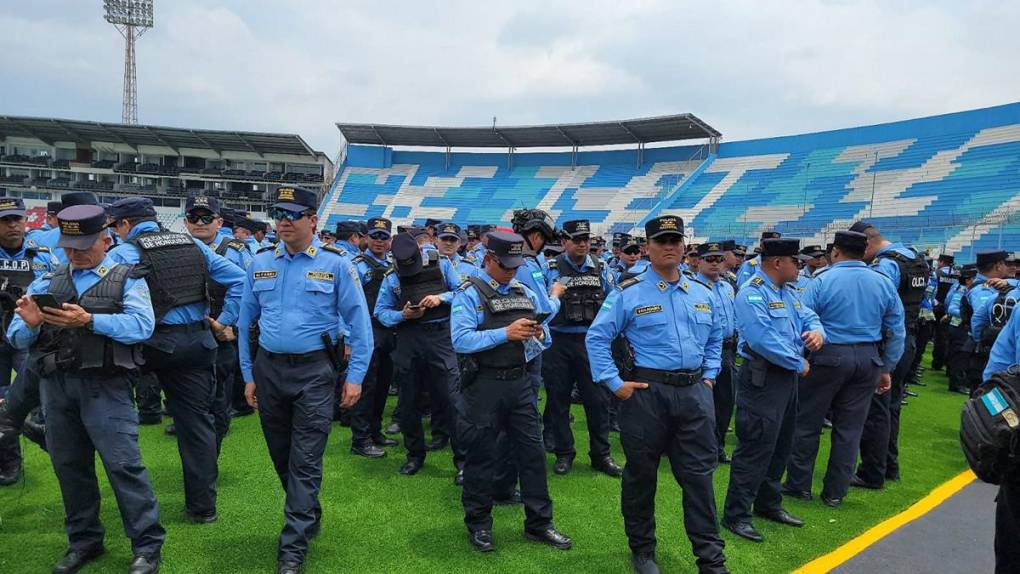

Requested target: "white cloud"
[{"left": 1, "top": 0, "right": 1018, "bottom": 154}]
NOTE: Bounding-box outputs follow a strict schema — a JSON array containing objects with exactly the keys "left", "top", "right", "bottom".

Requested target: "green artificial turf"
[{"left": 0, "top": 354, "right": 970, "bottom": 573}]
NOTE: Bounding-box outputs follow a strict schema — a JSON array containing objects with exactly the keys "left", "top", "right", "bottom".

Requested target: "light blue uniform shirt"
[
  {"left": 208, "top": 236, "right": 253, "bottom": 270},
  {"left": 7, "top": 255, "right": 155, "bottom": 349},
  {"left": 514, "top": 253, "right": 560, "bottom": 318},
  {"left": 337, "top": 240, "right": 361, "bottom": 257},
  {"left": 237, "top": 237, "right": 372, "bottom": 384},
  {"left": 445, "top": 253, "right": 480, "bottom": 283},
  {"left": 696, "top": 272, "right": 736, "bottom": 339},
  {"left": 108, "top": 221, "right": 245, "bottom": 326},
  {"left": 611, "top": 259, "right": 650, "bottom": 284},
  {"left": 470, "top": 243, "right": 487, "bottom": 264},
  {"left": 972, "top": 285, "right": 1020, "bottom": 346},
  {"left": 450, "top": 271, "right": 551, "bottom": 355},
  {"left": 374, "top": 256, "right": 461, "bottom": 328},
  {"left": 545, "top": 253, "right": 614, "bottom": 334},
  {"left": 983, "top": 302, "right": 1020, "bottom": 380},
  {"left": 0, "top": 240, "right": 59, "bottom": 279},
  {"left": 970, "top": 275, "right": 1020, "bottom": 341},
  {"left": 735, "top": 255, "right": 761, "bottom": 289},
  {"left": 947, "top": 284, "right": 966, "bottom": 320},
  {"left": 586, "top": 268, "right": 723, "bottom": 392},
  {"left": 354, "top": 251, "right": 391, "bottom": 284},
  {"left": 25, "top": 223, "right": 53, "bottom": 244},
  {"left": 735, "top": 269, "right": 825, "bottom": 373},
  {"left": 33, "top": 225, "right": 65, "bottom": 264},
  {"left": 800, "top": 261, "right": 905, "bottom": 372}
]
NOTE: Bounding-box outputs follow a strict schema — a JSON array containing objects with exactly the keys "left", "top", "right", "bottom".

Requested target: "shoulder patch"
[
  {"left": 256, "top": 245, "right": 275, "bottom": 254},
  {"left": 320, "top": 244, "right": 347, "bottom": 257},
  {"left": 352, "top": 254, "right": 365, "bottom": 264},
  {"left": 457, "top": 280, "right": 472, "bottom": 291},
  {"left": 384, "top": 268, "right": 396, "bottom": 277},
  {"left": 635, "top": 304, "right": 663, "bottom": 316},
  {"left": 749, "top": 259, "right": 758, "bottom": 266},
  {"left": 34, "top": 245, "right": 50, "bottom": 253},
  {"left": 618, "top": 276, "right": 641, "bottom": 290}
]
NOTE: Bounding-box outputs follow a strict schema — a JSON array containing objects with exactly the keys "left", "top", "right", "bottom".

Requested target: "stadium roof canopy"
[
  {"left": 336, "top": 113, "right": 721, "bottom": 148},
  {"left": 0, "top": 115, "right": 320, "bottom": 157}
]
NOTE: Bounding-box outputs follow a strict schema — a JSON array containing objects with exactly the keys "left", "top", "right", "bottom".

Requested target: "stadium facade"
[{"left": 324, "top": 102, "right": 1020, "bottom": 259}]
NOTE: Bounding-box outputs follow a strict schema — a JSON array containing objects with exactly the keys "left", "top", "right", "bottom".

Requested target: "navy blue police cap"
[
  {"left": 391, "top": 233, "right": 423, "bottom": 277},
  {"left": 849, "top": 220, "right": 875, "bottom": 234},
  {"left": 698, "top": 242, "right": 725, "bottom": 257},
  {"left": 272, "top": 186, "right": 317, "bottom": 212},
  {"left": 0, "top": 197, "right": 26, "bottom": 219},
  {"left": 562, "top": 219, "right": 591, "bottom": 239},
  {"left": 976, "top": 250, "right": 1009, "bottom": 267},
  {"left": 57, "top": 205, "right": 108, "bottom": 250},
  {"left": 336, "top": 220, "right": 361, "bottom": 235},
  {"left": 46, "top": 200, "right": 63, "bottom": 214},
  {"left": 437, "top": 222, "right": 461, "bottom": 239},
  {"left": 108, "top": 197, "right": 157, "bottom": 220},
  {"left": 645, "top": 215, "right": 684, "bottom": 239},
  {"left": 366, "top": 217, "right": 392, "bottom": 238},
  {"left": 761, "top": 238, "right": 809, "bottom": 259},
  {"left": 486, "top": 231, "right": 526, "bottom": 269},
  {"left": 186, "top": 195, "right": 221, "bottom": 214},
  {"left": 833, "top": 231, "right": 868, "bottom": 252},
  {"left": 61, "top": 191, "right": 98, "bottom": 209}
]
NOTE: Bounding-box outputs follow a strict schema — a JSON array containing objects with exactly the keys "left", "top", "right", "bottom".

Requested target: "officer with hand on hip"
[
  {"left": 782, "top": 231, "right": 905, "bottom": 504},
  {"left": 587, "top": 215, "right": 729, "bottom": 574},
  {"left": 723, "top": 238, "right": 825, "bottom": 543},
  {"left": 451, "top": 231, "right": 572, "bottom": 553},
  {"left": 238, "top": 186, "right": 372, "bottom": 574},
  {"left": 8, "top": 204, "right": 163, "bottom": 574}
]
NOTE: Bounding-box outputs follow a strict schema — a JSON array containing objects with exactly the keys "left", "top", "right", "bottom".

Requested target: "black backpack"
[
  {"left": 980, "top": 290, "right": 1018, "bottom": 348},
  {"left": 960, "top": 368, "right": 1020, "bottom": 484}
]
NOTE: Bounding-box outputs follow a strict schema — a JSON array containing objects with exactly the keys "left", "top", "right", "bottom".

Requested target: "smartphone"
[
  {"left": 534, "top": 312, "right": 550, "bottom": 324},
  {"left": 31, "top": 293, "right": 61, "bottom": 311},
  {"left": 405, "top": 304, "right": 423, "bottom": 311}
]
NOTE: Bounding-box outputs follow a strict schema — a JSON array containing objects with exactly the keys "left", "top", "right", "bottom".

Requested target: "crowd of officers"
[{"left": 0, "top": 187, "right": 1017, "bottom": 574}]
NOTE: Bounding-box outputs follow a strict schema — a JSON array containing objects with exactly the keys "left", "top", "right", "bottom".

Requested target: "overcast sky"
[{"left": 2, "top": 1, "right": 1018, "bottom": 157}]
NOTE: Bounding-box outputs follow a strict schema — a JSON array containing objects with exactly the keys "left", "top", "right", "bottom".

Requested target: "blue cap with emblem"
[
  {"left": 761, "top": 238, "right": 810, "bottom": 259},
  {"left": 336, "top": 220, "right": 361, "bottom": 235},
  {"left": 466, "top": 225, "right": 480, "bottom": 240},
  {"left": 108, "top": 197, "right": 157, "bottom": 221},
  {"left": 621, "top": 236, "right": 641, "bottom": 254},
  {"left": 235, "top": 216, "right": 259, "bottom": 232},
  {"left": 272, "top": 186, "right": 317, "bottom": 212},
  {"left": 485, "top": 231, "right": 526, "bottom": 269},
  {"left": 392, "top": 233, "right": 423, "bottom": 277},
  {"left": 833, "top": 231, "right": 867, "bottom": 253},
  {"left": 849, "top": 220, "right": 875, "bottom": 234},
  {"left": 366, "top": 217, "right": 392, "bottom": 238},
  {"left": 57, "top": 204, "right": 108, "bottom": 250},
  {"left": 437, "top": 222, "right": 461, "bottom": 240},
  {"left": 46, "top": 201, "right": 63, "bottom": 214},
  {"left": 60, "top": 191, "right": 98, "bottom": 209},
  {"left": 800, "top": 244, "right": 827, "bottom": 258},
  {"left": 424, "top": 218, "right": 442, "bottom": 229},
  {"left": 562, "top": 219, "right": 591, "bottom": 239},
  {"left": 697, "top": 242, "right": 724, "bottom": 257},
  {"left": 760, "top": 230, "right": 781, "bottom": 242},
  {"left": 0, "top": 197, "right": 26, "bottom": 219},
  {"left": 186, "top": 195, "right": 221, "bottom": 214},
  {"left": 645, "top": 215, "right": 684, "bottom": 239},
  {"left": 977, "top": 250, "right": 1009, "bottom": 267}
]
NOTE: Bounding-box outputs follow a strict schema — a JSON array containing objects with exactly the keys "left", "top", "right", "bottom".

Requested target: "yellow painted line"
[{"left": 793, "top": 469, "right": 976, "bottom": 574}]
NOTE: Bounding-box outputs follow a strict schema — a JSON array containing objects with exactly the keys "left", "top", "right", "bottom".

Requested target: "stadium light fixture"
[{"left": 104, "top": 1, "right": 154, "bottom": 125}]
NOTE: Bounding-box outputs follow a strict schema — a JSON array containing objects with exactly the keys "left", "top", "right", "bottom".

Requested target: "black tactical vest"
[
  {"left": 875, "top": 250, "right": 929, "bottom": 323},
  {"left": 130, "top": 230, "right": 208, "bottom": 321},
  {"left": 960, "top": 284, "right": 977, "bottom": 332},
  {"left": 935, "top": 267, "right": 956, "bottom": 303},
  {"left": 35, "top": 263, "right": 143, "bottom": 372},
  {"left": 551, "top": 254, "right": 605, "bottom": 327},
  {"left": 469, "top": 276, "right": 535, "bottom": 368},
  {"left": 355, "top": 253, "right": 391, "bottom": 311},
  {"left": 0, "top": 250, "right": 38, "bottom": 298},
  {"left": 981, "top": 289, "right": 1018, "bottom": 347},
  {"left": 207, "top": 238, "right": 248, "bottom": 318},
  {"left": 396, "top": 251, "right": 450, "bottom": 322}
]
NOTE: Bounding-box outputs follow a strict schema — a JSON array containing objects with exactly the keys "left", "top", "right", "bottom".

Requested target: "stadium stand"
[{"left": 323, "top": 102, "right": 1020, "bottom": 259}]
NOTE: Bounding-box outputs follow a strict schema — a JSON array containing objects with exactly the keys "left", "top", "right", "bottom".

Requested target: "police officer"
[
  {"left": 967, "top": 251, "right": 1019, "bottom": 387},
  {"left": 972, "top": 271, "right": 1020, "bottom": 376},
  {"left": 587, "top": 216, "right": 728, "bottom": 574},
  {"left": 723, "top": 238, "right": 825, "bottom": 543},
  {"left": 931, "top": 254, "right": 957, "bottom": 371},
  {"left": 451, "top": 231, "right": 572, "bottom": 553},
  {"left": 0, "top": 197, "right": 58, "bottom": 486},
  {"left": 335, "top": 220, "right": 364, "bottom": 255},
  {"left": 735, "top": 231, "right": 782, "bottom": 288},
  {"left": 851, "top": 221, "right": 929, "bottom": 487},
  {"left": 349, "top": 217, "right": 398, "bottom": 458},
  {"left": 782, "top": 231, "right": 905, "bottom": 504},
  {"left": 108, "top": 196, "right": 246, "bottom": 524},
  {"left": 183, "top": 195, "right": 252, "bottom": 450},
  {"left": 946, "top": 266, "right": 975, "bottom": 394},
  {"left": 233, "top": 216, "right": 262, "bottom": 254},
  {"left": 798, "top": 245, "right": 828, "bottom": 284},
  {"left": 25, "top": 200, "right": 61, "bottom": 243},
  {"left": 8, "top": 204, "right": 163, "bottom": 574},
  {"left": 544, "top": 218, "right": 622, "bottom": 477},
  {"left": 613, "top": 237, "right": 649, "bottom": 283},
  {"left": 238, "top": 186, "right": 372, "bottom": 574},
  {"left": 695, "top": 241, "right": 738, "bottom": 464},
  {"left": 470, "top": 225, "right": 494, "bottom": 263},
  {"left": 376, "top": 232, "right": 463, "bottom": 475},
  {"left": 436, "top": 222, "right": 479, "bottom": 281}
]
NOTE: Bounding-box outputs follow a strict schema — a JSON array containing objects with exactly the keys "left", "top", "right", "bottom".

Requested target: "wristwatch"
[{"left": 85, "top": 316, "right": 95, "bottom": 333}]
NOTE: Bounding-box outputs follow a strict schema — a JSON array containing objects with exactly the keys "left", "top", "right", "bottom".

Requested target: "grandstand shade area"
[
  {"left": 0, "top": 116, "right": 333, "bottom": 230},
  {"left": 322, "top": 102, "right": 1020, "bottom": 259}
]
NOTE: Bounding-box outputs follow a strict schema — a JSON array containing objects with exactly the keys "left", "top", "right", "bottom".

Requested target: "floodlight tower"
[{"left": 104, "top": 0, "right": 154, "bottom": 124}]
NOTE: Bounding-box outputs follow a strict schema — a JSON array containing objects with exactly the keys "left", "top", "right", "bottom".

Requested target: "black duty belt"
[
  {"left": 632, "top": 366, "right": 703, "bottom": 386},
  {"left": 157, "top": 320, "right": 208, "bottom": 333},
  {"left": 260, "top": 348, "right": 329, "bottom": 365},
  {"left": 477, "top": 365, "right": 527, "bottom": 381},
  {"left": 722, "top": 337, "right": 738, "bottom": 350},
  {"left": 414, "top": 320, "right": 450, "bottom": 332}
]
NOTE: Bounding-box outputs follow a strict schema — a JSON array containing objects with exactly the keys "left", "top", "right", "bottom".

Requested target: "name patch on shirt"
[
  {"left": 254, "top": 271, "right": 278, "bottom": 280},
  {"left": 306, "top": 271, "right": 335, "bottom": 282},
  {"left": 768, "top": 301, "right": 786, "bottom": 310},
  {"left": 693, "top": 303, "right": 712, "bottom": 313},
  {"left": 635, "top": 304, "right": 662, "bottom": 316}
]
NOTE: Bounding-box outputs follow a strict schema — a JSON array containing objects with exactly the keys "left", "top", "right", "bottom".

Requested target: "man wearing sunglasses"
[
  {"left": 586, "top": 215, "right": 728, "bottom": 574},
  {"left": 375, "top": 232, "right": 464, "bottom": 477},
  {"left": 238, "top": 186, "right": 372, "bottom": 574},
  {"left": 611, "top": 236, "right": 647, "bottom": 283},
  {"left": 183, "top": 195, "right": 253, "bottom": 446},
  {"left": 0, "top": 197, "right": 58, "bottom": 487},
  {"left": 695, "top": 242, "right": 738, "bottom": 465},
  {"left": 544, "top": 218, "right": 621, "bottom": 478},
  {"left": 349, "top": 217, "right": 398, "bottom": 459},
  {"left": 436, "top": 223, "right": 479, "bottom": 282},
  {"left": 723, "top": 238, "right": 825, "bottom": 544},
  {"left": 107, "top": 196, "right": 246, "bottom": 526}
]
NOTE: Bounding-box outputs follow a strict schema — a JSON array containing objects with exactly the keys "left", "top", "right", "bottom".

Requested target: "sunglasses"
[
  {"left": 269, "top": 207, "right": 312, "bottom": 222},
  {"left": 652, "top": 236, "right": 683, "bottom": 245},
  {"left": 702, "top": 255, "right": 724, "bottom": 263},
  {"left": 186, "top": 213, "right": 217, "bottom": 225}
]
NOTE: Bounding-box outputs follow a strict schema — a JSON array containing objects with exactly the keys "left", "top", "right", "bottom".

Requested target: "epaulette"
[
  {"left": 32, "top": 244, "right": 50, "bottom": 253},
  {"left": 256, "top": 245, "right": 275, "bottom": 254},
  {"left": 352, "top": 254, "right": 365, "bottom": 264},
  {"left": 462, "top": 255, "right": 477, "bottom": 265},
  {"left": 618, "top": 276, "right": 642, "bottom": 290},
  {"left": 320, "top": 244, "right": 347, "bottom": 257},
  {"left": 223, "top": 239, "right": 247, "bottom": 252},
  {"left": 750, "top": 276, "right": 764, "bottom": 287},
  {"left": 688, "top": 276, "right": 711, "bottom": 290},
  {"left": 384, "top": 268, "right": 396, "bottom": 276},
  {"left": 814, "top": 267, "right": 832, "bottom": 278},
  {"left": 457, "top": 280, "right": 472, "bottom": 291}
]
